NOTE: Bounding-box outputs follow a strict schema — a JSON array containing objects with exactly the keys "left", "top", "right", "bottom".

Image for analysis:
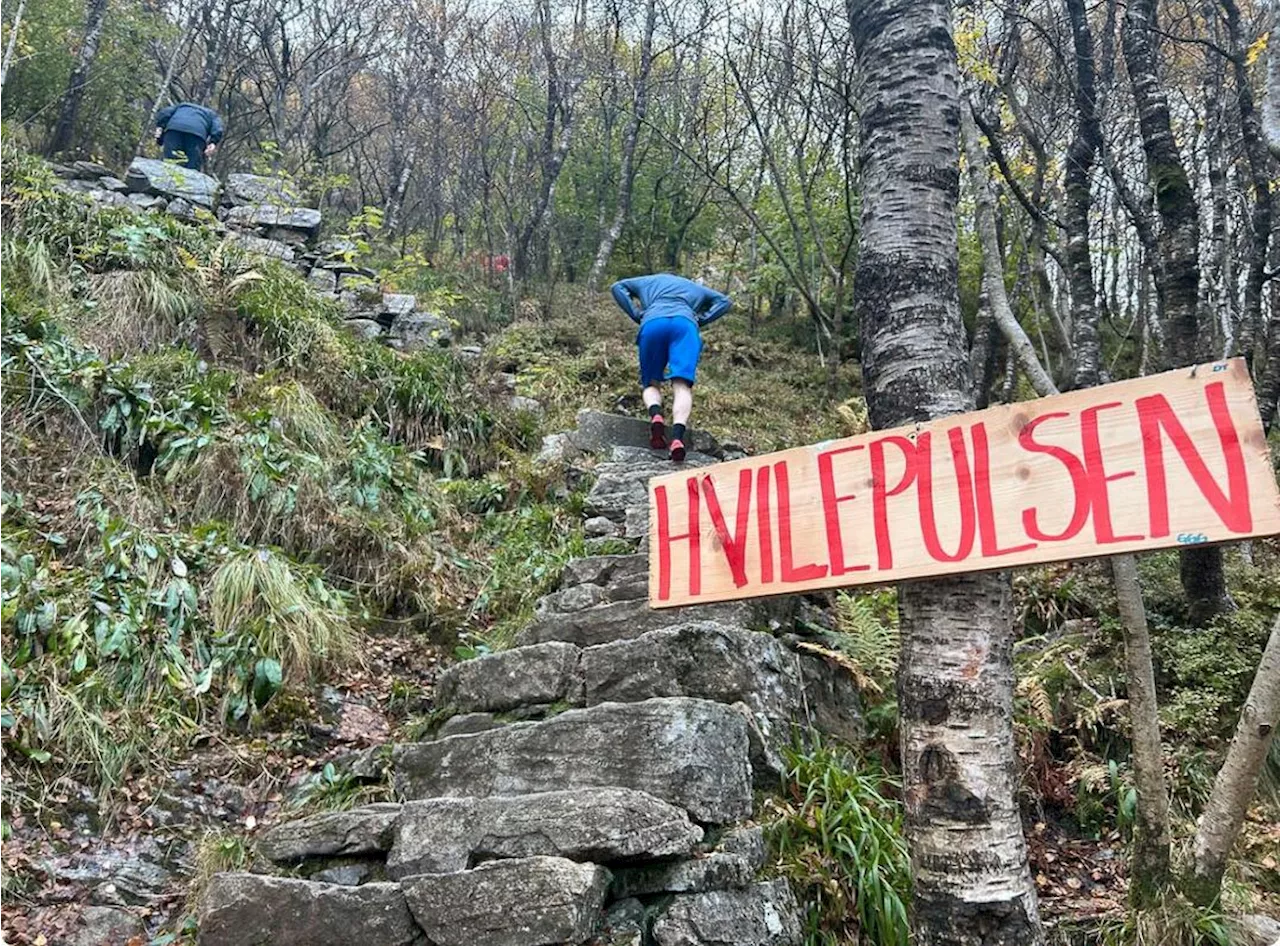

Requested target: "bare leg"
[
  {"left": 642, "top": 385, "right": 663, "bottom": 413},
  {"left": 672, "top": 380, "right": 693, "bottom": 427}
]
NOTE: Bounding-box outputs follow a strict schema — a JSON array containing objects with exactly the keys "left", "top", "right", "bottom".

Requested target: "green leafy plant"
[{"left": 767, "top": 738, "right": 911, "bottom": 946}]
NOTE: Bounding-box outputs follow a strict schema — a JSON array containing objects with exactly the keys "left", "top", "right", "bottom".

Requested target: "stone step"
[
  {"left": 569, "top": 410, "right": 722, "bottom": 458},
  {"left": 403, "top": 856, "right": 609, "bottom": 946},
  {"left": 652, "top": 879, "right": 802, "bottom": 946},
  {"left": 435, "top": 641, "right": 581, "bottom": 715},
  {"left": 199, "top": 874, "right": 421, "bottom": 946},
  {"left": 387, "top": 789, "right": 701, "bottom": 878},
  {"left": 436, "top": 622, "right": 861, "bottom": 748},
  {"left": 584, "top": 446, "right": 720, "bottom": 522},
  {"left": 394, "top": 698, "right": 752, "bottom": 825},
  {"left": 258, "top": 803, "right": 400, "bottom": 864},
  {"left": 517, "top": 596, "right": 756, "bottom": 648}
]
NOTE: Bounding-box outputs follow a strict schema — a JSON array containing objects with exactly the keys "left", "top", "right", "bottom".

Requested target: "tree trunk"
[
  {"left": 960, "top": 106, "right": 1058, "bottom": 398},
  {"left": 45, "top": 0, "right": 109, "bottom": 156},
  {"left": 849, "top": 3, "right": 1043, "bottom": 942},
  {"left": 1, "top": 0, "right": 27, "bottom": 91},
  {"left": 1263, "top": 0, "right": 1280, "bottom": 160},
  {"left": 1110, "top": 554, "right": 1174, "bottom": 902},
  {"left": 587, "top": 0, "right": 656, "bottom": 290},
  {"left": 1186, "top": 615, "right": 1280, "bottom": 905},
  {"left": 1123, "top": 0, "right": 1231, "bottom": 622},
  {"left": 1063, "top": 0, "right": 1102, "bottom": 390}
]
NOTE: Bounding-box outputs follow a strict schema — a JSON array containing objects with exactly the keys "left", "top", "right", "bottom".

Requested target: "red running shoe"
[
  {"left": 649, "top": 415, "right": 667, "bottom": 449},
  {"left": 669, "top": 439, "right": 686, "bottom": 462}
]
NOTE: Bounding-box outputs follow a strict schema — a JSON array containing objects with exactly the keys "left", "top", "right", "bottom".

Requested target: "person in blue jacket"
[
  {"left": 153, "top": 102, "right": 224, "bottom": 171},
  {"left": 610, "top": 273, "right": 732, "bottom": 462}
]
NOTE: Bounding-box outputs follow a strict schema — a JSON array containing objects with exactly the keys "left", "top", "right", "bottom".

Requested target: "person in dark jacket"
[
  {"left": 153, "top": 102, "right": 224, "bottom": 171},
  {"left": 610, "top": 273, "right": 732, "bottom": 462}
]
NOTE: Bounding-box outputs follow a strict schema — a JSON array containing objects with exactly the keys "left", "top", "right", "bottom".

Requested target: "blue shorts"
[{"left": 638, "top": 316, "right": 703, "bottom": 387}]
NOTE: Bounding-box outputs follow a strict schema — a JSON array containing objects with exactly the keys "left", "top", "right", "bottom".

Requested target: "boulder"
[
  {"left": 584, "top": 516, "right": 620, "bottom": 538},
  {"left": 435, "top": 641, "right": 582, "bottom": 715},
  {"left": 652, "top": 880, "right": 802, "bottom": 946},
  {"left": 401, "top": 856, "right": 609, "bottom": 946},
  {"left": 569, "top": 410, "right": 720, "bottom": 458},
  {"left": 258, "top": 803, "right": 401, "bottom": 864},
  {"left": 343, "top": 319, "right": 384, "bottom": 342},
  {"left": 86, "top": 189, "right": 131, "bottom": 209},
  {"left": 127, "top": 192, "right": 167, "bottom": 212},
  {"left": 612, "top": 852, "right": 755, "bottom": 898},
  {"left": 715, "top": 825, "right": 767, "bottom": 871},
  {"left": 166, "top": 197, "right": 197, "bottom": 220},
  {"left": 382, "top": 293, "right": 417, "bottom": 318},
  {"left": 225, "top": 172, "right": 301, "bottom": 206},
  {"left": 308, "top": 268, "right": 338, "bottom": 293},
  {"left": 584, "top": 446, "right": 721, "bottom": 521},
  {"left": 72, "top": 906, "right": 146, "bottom": 946},
  {"left": 386, "top": 788, "right": 702, "bottom": 878},
  {"left": 73, "top": 160, "right": 113, "bottom": 178},
  {"left": 198, "top": 873, "right": 421, "bottom": 946},
  {"left": 1235, "top": 915, "right": 1280, "bottom": 946},
  {"left": 98, "top": 176, "right": 128, "bottom": 192},
  {"left": 387, "top": 311, "right": 452, "bottom": 351},
  {"left": 125, "top": 157, "right": 219, "bottom": 207},
  {"left": 562, "top": 554, "right": 649, "bottom": 595},
  {"left": 228, "top": 232, "right": 295, "bottom": 262},
  {"left": 437, "top": 712, "right": 501, "bottom": 738},
  {"left": 224, "top": 204, "right": 322, "bottom": 236},
  {"left": 394, "top": 698, "right": 753, "bottom": 824},
  {"left": 581, "top": 623, "right": 861, "bottom": 744},
  {"left": 508, "top": 395, "right": 544, "bottom": 416}
]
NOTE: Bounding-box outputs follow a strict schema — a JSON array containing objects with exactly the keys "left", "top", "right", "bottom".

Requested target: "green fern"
[{"left": 830, "top": 591, "right": 900, "bottom": 690}]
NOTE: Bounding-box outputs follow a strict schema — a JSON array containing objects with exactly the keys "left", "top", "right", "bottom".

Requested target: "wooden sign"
[{"left": 648, "top": 359, "right": 1280, "bottom": 608}]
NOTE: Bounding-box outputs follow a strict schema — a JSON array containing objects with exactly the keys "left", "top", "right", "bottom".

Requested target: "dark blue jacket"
[
  {"left": 155, "top": 103, "right": 224, "bottom": 144},
  {"left": 610, "top": 274, "right": 733, "bottom": 329}
]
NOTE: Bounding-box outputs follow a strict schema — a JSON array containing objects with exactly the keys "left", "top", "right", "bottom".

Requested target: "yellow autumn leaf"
[{"left": 1245, "top": 31, "right": 1269, "bottom": 68}]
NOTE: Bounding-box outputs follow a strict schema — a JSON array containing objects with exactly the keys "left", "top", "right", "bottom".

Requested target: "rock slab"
[
  {"left": 652, "top": 879, "right": 802, "bottom": 946},
  {"left": 258, "top": 803, "right": 401, "bottom": 864},
  {"left": 402, "top": 856, "right": 609, "bottom": 946},
  {"left": 435, "top": 641, "right": 582, "bottom": 715},
  {"left": 394, "top": 698, "right": 753, "bottom": 824},
  {"left": 198, "top": 873, "right": 421, "bottom": 946},
  {"left": 386, "top": 788, "right": 702, "bottom": 877},
  {"left": 125, "top": 157, "right": 219, "bottom": 207}
]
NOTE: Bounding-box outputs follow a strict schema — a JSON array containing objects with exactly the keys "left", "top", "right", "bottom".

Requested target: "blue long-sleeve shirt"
[
  {"left": 610, "top": 274, "right": 733, "bottom": 329},
  {"left": 155, "top": 103, "right": 224, "bottom": 144}
]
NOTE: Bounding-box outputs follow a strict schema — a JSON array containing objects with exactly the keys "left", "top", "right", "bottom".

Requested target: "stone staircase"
[{"left": 198, "top": 413, "right": 858, "bottom": 946}]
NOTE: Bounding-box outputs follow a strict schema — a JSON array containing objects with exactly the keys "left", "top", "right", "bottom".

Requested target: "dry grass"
[{"left": 210, "top": 549, "right": 359, "bottom": 680}]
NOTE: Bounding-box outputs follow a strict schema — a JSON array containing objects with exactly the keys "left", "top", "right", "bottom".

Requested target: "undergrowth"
[
  {"left": 0, "top": 145, "right": 581, "bottom": 808},
  {"left": 767, "top": 737, "right": 911, "bottom": 946}
]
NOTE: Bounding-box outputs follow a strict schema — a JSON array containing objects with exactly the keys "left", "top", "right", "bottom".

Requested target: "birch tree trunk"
[
  {"left": 960, "top": 106, "right": 1058, "bottom": 397},
  {"left": 1122, "top": 0, "right": 1231, "bottom": 624},
  {"left": 45, "top": 0, "right": 110, "bottom": 156},
  {"left": 1110, "top": 554, "right": 1174, "bottom": 901},
  {"left": 587, "top": 0, "right": 655, "bottom": 290},
  {"left": 1065, "top": 0, "right": 1173, "bottom": 901},
  {"left": 1186, "top": 616, "right": 1280, "bottom": 905},
  {"left": 1264, "top": 0, "right": 1280, "bottom": 160},
  {"left": 0, "top": 0, "right": 27, "bottom": 92},
  {"left": 849, "top": 3, "right": 1043, "bottom": 941},
  {"left": 1063, "top": 0, "right": 1102, "bottom": 390}
]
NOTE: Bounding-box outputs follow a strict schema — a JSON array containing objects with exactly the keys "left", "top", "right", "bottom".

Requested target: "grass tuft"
[
  {"left": 766, "top": 737, "right": 911, "bottom": 946},
  {"left": 210, "top": 549, "right": 358, "bottom": 681}
]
